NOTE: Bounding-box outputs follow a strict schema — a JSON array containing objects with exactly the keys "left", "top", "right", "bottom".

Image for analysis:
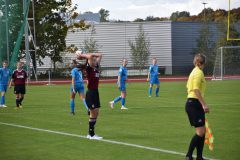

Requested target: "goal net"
[
  {"left": 0, "top": 0, "right": 30, "bottom": 70},
  {"left": 212, "top": 46, "right": 240, "bottom": 80},
  {"left": 227, "top": 0, "right": 240, "bottom": 41}
]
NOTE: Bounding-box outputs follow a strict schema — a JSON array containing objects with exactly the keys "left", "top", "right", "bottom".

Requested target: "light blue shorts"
[
  {"left": 119, "top": 83, "right": 126, "bottom": 92},
  {"left": 150, "top": 77, "right": 160, "bottom": 85},
  {"left": 0, "top": 85, "right": 8, "bottom": 92},
  {"left": 71, "top": 84, "right": 84, "bottom": 94}
]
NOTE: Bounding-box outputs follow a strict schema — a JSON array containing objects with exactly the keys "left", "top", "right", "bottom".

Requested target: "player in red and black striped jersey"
[
  {"left": 9, "top": 62, "right": 27, "bottom": 109},
  {"left": 76, "top": 52, "right": 103, "bottom": 140}
]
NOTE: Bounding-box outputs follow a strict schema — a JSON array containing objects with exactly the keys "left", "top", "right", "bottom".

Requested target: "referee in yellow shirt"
[{"left": 185, "top": 54, "right": 209, "bottom": 160}]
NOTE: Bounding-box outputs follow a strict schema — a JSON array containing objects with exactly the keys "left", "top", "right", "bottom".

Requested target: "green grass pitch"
[{"left": 0, "top": 80, "right": 239, "bottom": 160}]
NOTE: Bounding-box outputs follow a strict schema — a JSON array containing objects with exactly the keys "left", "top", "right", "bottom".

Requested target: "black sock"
[
  {"left": 16, "top": 99, "right": 20, "bottom": 107},
  {"left": 187, "top": 134, "right": 201, "bottom": 157},
  {"left": 197, "top": 135, "right": 205, "bottom": 159},
  {"left": 20, "top": 97, "right": 24, "bottom": 105},
  {"left": 89, "top": 118, "right": 96, "bottom": 137}
]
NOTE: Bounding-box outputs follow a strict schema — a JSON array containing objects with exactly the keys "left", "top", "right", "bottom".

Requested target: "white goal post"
[{"left": 212, "top": 46, "right": 240, "bottom": 80}]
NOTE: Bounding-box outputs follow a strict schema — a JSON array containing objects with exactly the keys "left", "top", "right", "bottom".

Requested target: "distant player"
[
  {"left": 76, "top": 52, "right": 103, "bottom": 140},
  {"left": 0, "top": 61, "right": 11, "bottom": 108},
  {"left": 9, "top": 62, "right": 27, "bottom": 109},
  {"left": 147, "top": 58, "right": 160, "bottom": 97},
  {"left": 185, "top": 54, "right": 209, "bottom": 160},
  {"left": 70, "top": 59, "right": 88, "bottom": 115},
  {"left": 109, "top": 59, "right": 128, "bottom": 110}
]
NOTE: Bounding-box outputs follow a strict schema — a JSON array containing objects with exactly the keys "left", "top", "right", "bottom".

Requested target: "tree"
[
  {"left": 33, "top": 0, "right": 73, "bottom": 70},
  {"left": 193, "top": 23, "right": 216, "bottom": 74},
  {"left": 99, "top": 8, "right": 109, "bottom": 22},
  {"left": 215, "top": 18, "right": 240, "bottom": 69},
  {"left": 170, "top": 11, "right": 190, "bottom": 21},
  {"left": 145, "top": 16, "right": 161, "bottom": 21},
  {"left": 82, "top": 25, "right": 100, "bottom": 53},
  {"left": 128, "top": 25, "right": 151, "bottom": 71},
  {"left": 134, "top": 18, "right": 144, "bottom": 22}
]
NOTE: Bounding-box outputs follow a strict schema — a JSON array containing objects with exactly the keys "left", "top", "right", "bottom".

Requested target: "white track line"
[{"left": 0, "top": 122, "right": 219, "bottom": 160}]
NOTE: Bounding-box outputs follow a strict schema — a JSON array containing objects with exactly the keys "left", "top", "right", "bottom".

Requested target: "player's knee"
[{"left": 196, "top": 127, "right": 206, "bottom": 137}]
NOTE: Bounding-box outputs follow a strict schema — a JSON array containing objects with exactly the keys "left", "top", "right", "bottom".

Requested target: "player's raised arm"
[{"left": 75, "top": 51, "right": 102, "bottom": 66}]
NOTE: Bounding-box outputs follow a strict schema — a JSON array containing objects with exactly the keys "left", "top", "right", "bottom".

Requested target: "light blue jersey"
[
  {"left": 71, "top": 68, "right": 84, "bottom": 84},
  {"left": 149, "top": 65, "right": 159, "bottom": 85},
  {"left": 0, "top": 68, "right": 11, "bottom": 92},
  {"left": 149, "top": 65, "right": 159, "bottom": 78},
  {"left": 71, "top": 68, "right": 84, "bottom": 93},
  {"left": 118, "top": 66, "right": 127, "bottom": 91},
  {"left": 0, "top": 68, "right": 11, "bottom": 85}
]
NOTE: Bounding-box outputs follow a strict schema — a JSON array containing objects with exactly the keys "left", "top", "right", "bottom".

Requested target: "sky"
[{"left": 71, "top": 0, "right": 238, "bottom": 21}]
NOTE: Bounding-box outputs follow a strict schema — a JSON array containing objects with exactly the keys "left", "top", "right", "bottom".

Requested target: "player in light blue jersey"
[
  {"left": 70, "top": 60, "right": 88, "bottom": 115},
  {"left": 147, "top": 58, "right": 160, "bottom": 97},
  {"left": 109, "top": 59, "right": 128, "bottom": 110},
  {"left": 0, "top": 61, "right": 11, "bottom": 108}
]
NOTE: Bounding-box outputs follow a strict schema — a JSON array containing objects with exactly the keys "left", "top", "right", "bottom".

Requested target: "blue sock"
[
  {"left": 113, "top": 96, "right": 122, "bottom": 103},
  {"left": 82, "top": 98, "right": 89, "bottom": 110},
  {"left": 156, "top": 88, "right": 159, "bottom": 96},
  {"left": 149, "top": 87, "right": 152, "bottom": 96},
  {"left": 121, "top": 98, "right": 126, "bottom": 106},
  {"left": 1, "top": 96, "right": 5, "bottom": 105},
  {"left": 70, "top": 99, "right": 75, "bottom": 113}
]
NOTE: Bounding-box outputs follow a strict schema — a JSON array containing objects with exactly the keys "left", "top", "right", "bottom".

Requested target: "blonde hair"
[{"left": 193, "top": 54, "right": 206, "bottom": 67}]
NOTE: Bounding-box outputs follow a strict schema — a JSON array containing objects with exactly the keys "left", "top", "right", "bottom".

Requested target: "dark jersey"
[
  {"left": 12, "top": 70, "right": 27, "bottom": 85},
  {"left": 86, "top": 63, "right": 99, "bottom": 90}
]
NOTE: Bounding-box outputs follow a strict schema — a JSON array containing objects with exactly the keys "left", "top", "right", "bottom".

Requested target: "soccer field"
[{"left": 0, "top": 80, "right": 239, "bottom": 160}]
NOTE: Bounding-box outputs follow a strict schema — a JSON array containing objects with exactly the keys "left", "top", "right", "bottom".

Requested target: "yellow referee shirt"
[{"left": 187, "top": 66, "right": 206, "bottom": 98}]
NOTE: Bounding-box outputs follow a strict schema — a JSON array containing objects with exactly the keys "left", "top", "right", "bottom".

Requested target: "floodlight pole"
[
  {"left": 23, "top": 0, "right": 31, "bottom": 83},
  {"left": 32, "top": 0, "right": 38, "bottom": 80},
  {"left": 202, "top": 2, "right": 207, "bottom": 22}
]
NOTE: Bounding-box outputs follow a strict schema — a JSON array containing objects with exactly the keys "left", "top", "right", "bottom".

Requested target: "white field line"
[{"left": 0, "top": 122, "right": 219, "bottom": 160}]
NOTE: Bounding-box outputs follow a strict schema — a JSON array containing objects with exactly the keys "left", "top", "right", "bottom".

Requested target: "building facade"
[{"left": 65, "top": 21, "right": 219, "bottom": 75}]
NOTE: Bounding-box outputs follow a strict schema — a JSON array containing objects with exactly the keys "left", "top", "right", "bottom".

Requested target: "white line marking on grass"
[{"left": 0, "top": 122, "right": 219, "bottom": 160}]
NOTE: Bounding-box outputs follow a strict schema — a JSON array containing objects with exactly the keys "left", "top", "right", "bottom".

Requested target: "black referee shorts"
[
  {"left": 185, "top": 98, "right": 205, "bottom": 128},
  {"left": 86, "top": 89, "right": 101, "bottom": 109},
  {"left": 14, "top": 85, "right": 26, "bottom": 94}
]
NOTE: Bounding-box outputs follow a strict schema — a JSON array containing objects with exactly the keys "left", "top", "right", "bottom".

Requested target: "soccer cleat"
[
  {"left": 121, "top": 106, "right": 128, "bottom": 110},
  {"left": 70, "top": 112, "right": 75, "bottom": 115},
  {"left": 87, "top": 134, "right": 103, "bottom": 140},
  {"left": 19, "top": 105, "right": 23, "bottom": 109},
  {"left": 185, "top": 156, "right": 193, "bottom": 160},
  {"left": 15, "top": 106, "right": 20, "bottom": 110},
  {"left": 196, "top": 157, "right": 207, "bottom": 160},
  {"left": 149, "top": 95, "right": 152, "bottom": 98},
  {"left": 2, "top": 105, "right": 8, "bottom": 108},
  {"left": 109, "top": 101, "right": 114, "bottom": 109}
]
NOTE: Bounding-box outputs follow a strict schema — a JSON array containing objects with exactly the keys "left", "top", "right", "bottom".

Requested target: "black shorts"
[
  {"left": 86, "top": 89, "right": 101, "bottom": 109},
  {"left": 185, "top": 98, "right": 205, "bottom": 128},
  {"left": 14, "top": 85, "right": 26, "bottom": 94}
]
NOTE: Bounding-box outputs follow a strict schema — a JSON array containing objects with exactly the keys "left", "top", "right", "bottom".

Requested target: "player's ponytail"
[{"left": 193, "top": 53, "right": 206, "bottom": 67}]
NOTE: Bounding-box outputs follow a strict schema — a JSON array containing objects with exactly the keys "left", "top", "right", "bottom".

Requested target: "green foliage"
[
  {"left": 134, "top": 18, "right": 144, "bottom": 22},
  {"left": 99, "top": 8, "right": 109, "bottom": 22},
  {"left": 82, "top": 25, "right": 100, "bottom": 53},
  {"left": 0, "top": 0, "right": 24, "bottom": 67},
  {"left": 66, "top": 44, "right": 78, "bottom": 53},
  {"left": 129, "top": 25, "right": 150, "bottom": 70},
  {"left": 170, "top": 11, "right": 190, "bottom": 21},
  {"left": 133, "top": 16, "right": 169, "bottom": 22},
  {"left": 33, "top": 0, "right": 73, "bottom": 69},
  {"left": 193, "top": 22, "right": 217, "bottom": 74}
]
